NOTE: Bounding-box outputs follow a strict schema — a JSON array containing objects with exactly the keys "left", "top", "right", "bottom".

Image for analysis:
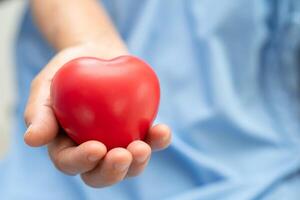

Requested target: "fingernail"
[
  {"left": 114, "top": 163, "right": 130, "bottom": 172},
  {"left": 161, "top": 134, "right": 170, "bottom": 144},
  {"left": 88, "top": 155, "right": 100, "bottom": 162},
  {"left": 136, "top": 155, "right": 148, "bottom": 163},
  {"left": 153, "top": 135, "right": 170, "bottom": 150},
  {"left": 163, "top": 132, "right": 170, "bottom": 141}
]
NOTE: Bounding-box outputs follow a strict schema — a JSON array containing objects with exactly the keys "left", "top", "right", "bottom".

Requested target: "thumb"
[{"left": 24, "top": 78, "right": 59, "bottom": 147}]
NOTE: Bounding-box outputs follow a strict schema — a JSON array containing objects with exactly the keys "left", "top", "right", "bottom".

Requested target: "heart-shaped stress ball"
[{"left": 51, "top": 56, "right": 160, "bottom": 149}]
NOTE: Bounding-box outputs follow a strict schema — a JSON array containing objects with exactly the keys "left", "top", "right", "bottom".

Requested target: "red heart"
[{"left": 51, "top": 56, "right": 160, "bottom": 149}]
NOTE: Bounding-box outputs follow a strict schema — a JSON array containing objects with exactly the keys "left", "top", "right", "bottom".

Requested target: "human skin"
[{"left": 24, "top": 0, "right": 172, "bottom": 188}]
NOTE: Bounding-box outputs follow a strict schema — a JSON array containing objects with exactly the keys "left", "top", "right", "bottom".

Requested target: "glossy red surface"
[{"left": 51, "top": 56, "right": 160, "bottom": 149}]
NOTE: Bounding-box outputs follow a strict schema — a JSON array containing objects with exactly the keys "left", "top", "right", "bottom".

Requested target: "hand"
[{"left": 23, "top": 44, "right": 172, "bottom": 188}]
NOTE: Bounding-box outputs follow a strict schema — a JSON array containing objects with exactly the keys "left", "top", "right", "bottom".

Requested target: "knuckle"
[
  {"left": 47, "top": 146, "right": 76, "bottom": 176},
  {"left": 127, "top": 168, "right": 143, "bottom": 178},
  {"left": 126, "top": 172, "right": 139, "bottom": 178},
  {"left": 105, "top": 176, "right": 122, "bottom": 186},
  {"left": 53, "top": 155, "right": 64, "bottom": 172},
  {"left": 80, "top": 173, "right": 122, "bottom": 188},
  {"left": 55, "top": 159, "right": 75, "bottom": 176},
  {"left": 51, "top": 154, "right": 69, "bottom": 174},
  {"left": 81, "top": 174, "right": 103, "bottom": 188}
]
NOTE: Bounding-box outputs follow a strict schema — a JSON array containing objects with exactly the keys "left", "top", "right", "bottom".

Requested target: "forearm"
[{"left": 30, "top": 0, "right": 127, "bottom": 55}]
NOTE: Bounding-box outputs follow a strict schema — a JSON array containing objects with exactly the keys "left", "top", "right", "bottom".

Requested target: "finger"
[
  {"left": 145, "top": 124, "right": 172, "bottom": 151},
  {"left": 126, "top": 141, "right": 151, "bottom": 177},
  {"left": 48, "top": 134, "right": 107, "bottom": 175},
  {"left": 24, "top": 77, "right": 58, "bottom": 147},
  {"left": 81, "top": 148, "right": 132, "bottom": 188}
]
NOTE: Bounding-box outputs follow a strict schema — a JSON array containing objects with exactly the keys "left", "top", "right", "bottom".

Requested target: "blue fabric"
[{"left": 1, "top": 0, "right": 300, "bottom": 199}]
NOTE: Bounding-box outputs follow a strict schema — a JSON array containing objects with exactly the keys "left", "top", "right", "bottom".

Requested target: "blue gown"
[{"left": 1, "top": 0, "right": 300, "bottom": 199}]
